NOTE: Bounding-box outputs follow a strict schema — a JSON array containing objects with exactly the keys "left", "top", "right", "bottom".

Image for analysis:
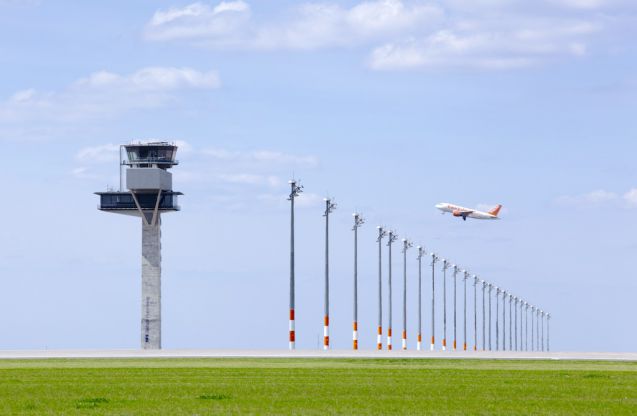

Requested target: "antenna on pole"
[
  {"left": 461, "top": 268, "right": 468, "bottom": 352},
  {"left": 481, "top": 279, "right": 487, "bottom": 351},
  {"left": 501, "top": 289, "right": 507, "bottom": 352},
  {"left": 495, "top": 286, "right": 501, "bottom": 351},
  {"left": 430, "top": 252, "right": 439, "bottom": 351},
  {"left": 322, "top": 197, "right": 336, "bottom": 351},
  {"left": 416, "top": 246, "right": 425, "bottom": 351},
  {"left": 441, "top": 259, "right": 450, "bottom": 351},
  {"left": 546, "top": 313, "right": 551, "bottom": 352},
  {"left": 288, "top": 179, "right": 303, "bottom": 350},
  {"left": 530, "top": 305, "right": 536, "bottom": 351},
  {"left": 386, "top": 230, "right": 398, "bottom": 350},
  {"left": 540, "top": 309, "right": 545, "bottom": 352},
  {"left": 508, "top": 293, "right": 513, "bottom": 351},
  {"left": 472, "top": 273, "right": 478, "bottom": 351},
  {"left": 401, "top": 238, "right": 412, "bottom": 350},
  {"left": 513, "top": 296, "right": 518, "bottom": 352},
  {"left": 525, "top": 301, "right": 530, "bottom": 351},
  {"left": 452, "top": 264, "right": 459, "bottom": 351},
  {"left": 488, "top": 283, "right": 493, "bottom": 351},
  {"left": 460, "top": 268, "right": 467, "bottom": 352},
  {"left": 352, "top": 213, "right": 364, "bottom": 351},
  {"left": 376, "top": 226, "right": 388, "bottom": 350}
]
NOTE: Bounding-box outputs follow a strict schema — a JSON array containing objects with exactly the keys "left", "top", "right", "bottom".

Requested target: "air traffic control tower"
[{"left": 96, "top": 142, "right": 182, "bottom": 349}]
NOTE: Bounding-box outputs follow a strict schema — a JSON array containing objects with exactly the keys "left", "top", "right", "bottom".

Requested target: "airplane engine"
[{"left": 452, "top": 210, "right": 463, "bottom": 217}]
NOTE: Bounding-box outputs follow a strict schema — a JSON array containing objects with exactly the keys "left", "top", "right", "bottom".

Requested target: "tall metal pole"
[
  {"left": 495, "top": 287, "right": 500, "bottom": 351},
  {"left": 402, "top": 239, "right": 412, "bottom": 350},
  {"left": 376, "top": 227, "right": 387, "bottom": 350},
  {"left": 537, "top": 308, "right": 541, "bottom": 352},
  {"left": 430, "top": 253, "right": 439, "bottom": 351},
  {"left": 462, "top": 270, "right": 467, "bottom": 351},
  {"left": 514, "top": 297, "right": 518, "bottom": 352},
  {"left": 525, "top": 302, "right": 529, "bottom": 351},
  {"left": 387, "top": 230, "right": 398, "bottom": 350},
  {"left": 453, "top": 265, "right": 458, "bottom": 351},
  {"left": 502, "top": 290, "right": 506, "bottom": 352},
  {"left": 323, "top": 198, "right": 336, "bottom": 350},
  {"left": 288, "top": 180, "right": 302, "bottom": 350},
  {"left": 540, "top": 310, "right": 544, "bottom": 352},
  {"left": 546, "top": 313, "right": 551, "bottom": 352},
  {"left": 531, "top": 305, "right": 535, "bottom": 351},
  {"left": 442, "top": 259, "right": 449, "bottom": 351},
  {"left": 352, "top": 213, "right": 364, "bottom": 350},
  {"left": 482, "top": 281, "right": 486, "bottom": 351},
  {"left": 488, "top": 283, "right": 492, "bottom": 351},
  {"left": 473, "top": 274, "right": 477, "bottom": 351},
  {"left": 537, "top": 310, "right": 544, "bottom": 352},
  {"left": 521, "top": 302, "right": 525, "bottom": 351},
  {"left": 509, "top": 294, "right": 513, "bottom": 351},
  {"left": 417, "top": 246, "right": 424, "bottom": 350}
]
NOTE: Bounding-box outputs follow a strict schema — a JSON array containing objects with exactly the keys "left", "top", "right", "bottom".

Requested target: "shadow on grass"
[
  {"left": 198, "top": 394, "right": 231, "bottom": 401},
  {"left": 75, "top": 397, "right": 109, "bottom": 409}
]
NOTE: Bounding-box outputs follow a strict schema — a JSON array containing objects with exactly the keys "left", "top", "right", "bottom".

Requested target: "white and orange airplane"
[{"left": 435, "top": 203, "right": 502, "bottom": 221}]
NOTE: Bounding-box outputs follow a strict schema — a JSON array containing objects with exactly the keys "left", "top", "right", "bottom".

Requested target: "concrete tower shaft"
[{"left": 142, "top": 221, "right": 161, "bottom": 348}]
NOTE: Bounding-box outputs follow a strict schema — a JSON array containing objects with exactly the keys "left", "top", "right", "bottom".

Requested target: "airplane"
[{"left": 435, "top": 202, "right": 502, "bottom": 221}]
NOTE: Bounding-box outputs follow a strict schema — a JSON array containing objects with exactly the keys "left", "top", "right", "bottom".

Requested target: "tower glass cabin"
[
  {"left": 96, "top": 143, "right": 181, "bottom": 217},
  {"left": 95, "top": 142, "right": 182, "bottom": 350}
]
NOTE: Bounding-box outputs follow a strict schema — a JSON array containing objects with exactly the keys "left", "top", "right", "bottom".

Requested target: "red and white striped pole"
[
  {"left": 353, "top": 322, "right": 358, "bottom": 350},
  {"left": 324, "top": 315, "right": 329, "bottom": 350},
  {"left": 323, "top": 198, "right": 336, "bottom": 351},
  {"left": 387, "top": 230, "right": 398, "bottom": 350},
  {"left": 402, "top": 238, "right": 412, "bottom": 350},
  {"left": 430, "top": 253, "right": 438, "bottom": 351},
  {"left": 377, "top": 226, "right": 387, "bottom": 351},
  {"left": 288, "top": 180, "right": 302, "bottom": 350},
  {"left": 417, "top": 246, "right": 424, "bottom": 351},
  {"left": 353, "top": 213, "right": 364, "bottom": 350},
  {"left": 289, "top": 309, "right": 295, "bottom": 350}
]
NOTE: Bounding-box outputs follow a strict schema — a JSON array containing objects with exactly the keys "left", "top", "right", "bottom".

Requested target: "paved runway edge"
[{"left": 0, "top": 350, "right": 635, "bottom": 361}]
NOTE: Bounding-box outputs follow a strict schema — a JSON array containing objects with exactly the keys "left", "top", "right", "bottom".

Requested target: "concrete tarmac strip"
[{"left": 0, "top": 349, "right": 635, "bottom": 361}]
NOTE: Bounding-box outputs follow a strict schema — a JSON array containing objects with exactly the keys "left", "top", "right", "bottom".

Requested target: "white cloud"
[
  {"left": 622, "top": 189, "right": 637, "bottom": 206},
  {"left": 295, "top": 192, "right": 324, "bottom": 208},
  {"left": 217, "top": 173, "right": 281, "bottom": 187},
  {"left": 369, "top": 19, "right": 599, "bottom": 70},
  {"left": 145, "top": 0, "right": 619, "bottom": 70},
  {"left": 558, "top": 188, "right": 637, "bottom": 208},
  {"left": 146, "top": 1, "right": 252, "bottom": 44},
  {"left": 557, "top": 189, "right": 618, "bottom": 204},
  {"left": 250, "top": 150, "right": 319, "bottom": 167},
  {"left": 0, "top": 67, "right": 220, "bottom": 124},
  {"left": 202, "top": 147, "right": 319, "bottom": 167},
  {"left": 546, "top": 0, "right": 608, "bottom": 9},
  {"left": 76, "top": 144, "right": 121, "bottom": 163},
  {"left": 145, "top": 0, "right": 443, "bottom": 49}
]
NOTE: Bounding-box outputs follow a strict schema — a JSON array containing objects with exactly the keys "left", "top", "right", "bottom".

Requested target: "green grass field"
[{"left": 0, "top": 358, "right": 636, "bottom": 415}]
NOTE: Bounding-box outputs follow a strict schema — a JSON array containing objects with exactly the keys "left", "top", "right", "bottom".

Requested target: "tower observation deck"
[{"left": 95, "top": 141, "right": 183, "bottom": 350}]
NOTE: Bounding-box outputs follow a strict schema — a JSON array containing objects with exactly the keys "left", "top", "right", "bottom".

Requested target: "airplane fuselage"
[{"left": 435, "top": 203, "right": 500, "bottom": 220}]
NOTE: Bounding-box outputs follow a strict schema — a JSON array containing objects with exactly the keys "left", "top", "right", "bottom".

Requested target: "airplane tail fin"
[{"left": 488, "top": 204, "right": 502, "bottom": 217}]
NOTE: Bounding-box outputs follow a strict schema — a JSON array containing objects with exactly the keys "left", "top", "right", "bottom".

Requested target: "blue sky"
[{"left": 0, "top": 0, "right": 636, "bottom": 352}]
